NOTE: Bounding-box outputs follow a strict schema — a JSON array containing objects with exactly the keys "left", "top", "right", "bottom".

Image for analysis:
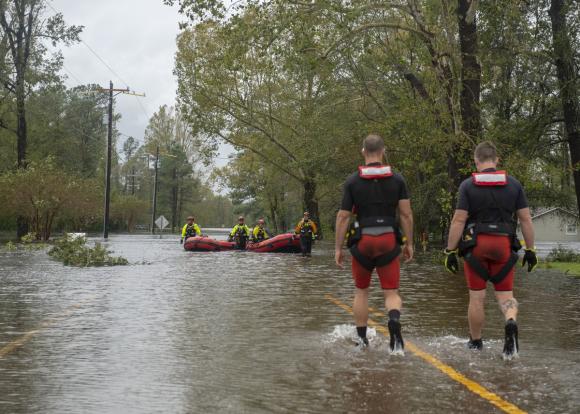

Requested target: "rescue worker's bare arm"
[
  {"left": 517, "top": 207, "right": 535, "bottom": 249},
  {"left": 398, "top": 199, "right": 414, "bottom": 262},
  {"left": 446, "top": 209, "right": 468, "bottom": 251},
  {"left": 334, "top": 209, "right": 351, "bottom": 268}
]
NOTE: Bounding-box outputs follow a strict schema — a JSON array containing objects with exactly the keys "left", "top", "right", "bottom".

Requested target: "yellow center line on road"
[
  {"left": 325, "top": 294, "right": 527, "bottom": 414},
  {"left": 0, "top": 296, "right": 96, "bottom": 359}
]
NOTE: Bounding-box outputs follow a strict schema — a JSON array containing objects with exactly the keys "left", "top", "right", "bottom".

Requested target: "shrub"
[
  {"left": 546, "top": 245, "right": 580, "bottom": 263},
  {"left": 48, "top": 234, "right": 128, "bottom": 267}
]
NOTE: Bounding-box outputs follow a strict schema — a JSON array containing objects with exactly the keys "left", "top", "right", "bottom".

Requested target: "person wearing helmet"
[
  {"left": 252, "top": 218, "right": 271, "bottom": 243},
  {"left": 181, "top": 216, "right": 202, "bottom": 243},
  {"left": 295, "top": 211, "right": 318, "bottom": 256},
  {"left": 228, "top": 216, "right": 251, "bottom": 249}
]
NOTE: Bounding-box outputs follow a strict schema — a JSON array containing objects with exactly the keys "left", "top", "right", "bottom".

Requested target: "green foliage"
[
  {"left": 541, "top": 261, "right": 580, "bottom": 277},
  {"left": 171, "top": 0, "right": 579, "bottom": 240},
  {"left": 546, "top": 245, "right": 580, "bottom": 263},
  {"left": 48, "top": 234, "right": 128, "bottom": 267},
  {"left": 0, "top": 158, "right": 101, "bottom": 240},
  {"left": 20, "top": 232, "right": 37, "bottom": 243},
  {"left": 111, "top": 195, "right": 149, "bottom": 233}
]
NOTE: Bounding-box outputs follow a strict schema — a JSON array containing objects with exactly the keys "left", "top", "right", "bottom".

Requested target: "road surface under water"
[{"left": 0, "top": 234, "right": 578, "bottom": 413}]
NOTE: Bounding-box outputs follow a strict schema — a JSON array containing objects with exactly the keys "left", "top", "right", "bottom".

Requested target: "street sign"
[{"left": 155, "top": 215, "right": 169, "bottom": 230}]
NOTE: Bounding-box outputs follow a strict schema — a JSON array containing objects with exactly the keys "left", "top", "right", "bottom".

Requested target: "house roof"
[{"left": 531, "top": 207, "right": 579, "bottom": 221}]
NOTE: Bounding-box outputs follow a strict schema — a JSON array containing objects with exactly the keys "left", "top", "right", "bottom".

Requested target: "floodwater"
[{"left": 0, "top": 234, "right": 578, "bottom": 414}]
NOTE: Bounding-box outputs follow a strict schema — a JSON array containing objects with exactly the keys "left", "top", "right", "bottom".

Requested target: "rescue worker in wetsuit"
[
  {"left": 335, "top": 134, "right": 414, "bottom": 352},
  {"left": 180, "top": 216, "right": 201, "bottom": 243},
  {"left": 228, "top": 216, "right": 251, "bottom": 249},
  {"left": 252, "top": 218, "right": 271, "bottom": 243},
  {"left": 295, "top": 212, "right": 318, "bottom": 256},
  {"left": 444, "top": 141, "right": 537, "bottom": 359}
]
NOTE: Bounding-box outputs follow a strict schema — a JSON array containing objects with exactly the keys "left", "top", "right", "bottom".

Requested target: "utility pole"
[
  {"left": 97, "top": 81, "right": 145, "bottom": 240},
  {"left": 151, "top": 145, "right": 159, "bottom": 235},
  {"left": 103, "top": 81, "right": 114, "bottom": 239}
]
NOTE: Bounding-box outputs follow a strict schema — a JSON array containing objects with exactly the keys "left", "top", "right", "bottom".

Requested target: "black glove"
[
  {"left": 444, "top": 248, "right": 459, "bottom": 274},
  {"left": 522, "top": 249, "right": 538, "bottom": 272},
  {"left": 180, "top": 238, "right": 183, "bottom": 244}
]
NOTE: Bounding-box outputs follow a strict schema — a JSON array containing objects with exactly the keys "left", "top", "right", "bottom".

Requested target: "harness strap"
[
  {"left": 464, "top": 251, "right": 519, "bottom": 284},
  {"left": 349, "top": 244, "right": 401, "bottom": 271}
]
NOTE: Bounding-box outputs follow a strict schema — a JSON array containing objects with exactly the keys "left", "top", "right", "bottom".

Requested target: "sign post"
[{"left": 155, "top": 215, "right": 169, "bottom": 237}]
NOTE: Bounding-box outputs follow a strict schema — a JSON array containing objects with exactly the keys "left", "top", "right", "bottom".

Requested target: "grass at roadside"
[{"left": 541, "top": 261, "right": 580, "bottom": 277}]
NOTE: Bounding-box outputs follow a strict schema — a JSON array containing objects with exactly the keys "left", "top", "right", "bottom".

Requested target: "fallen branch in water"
[{"left": 48, "top": 234, "right": 128, "bottom": 267}]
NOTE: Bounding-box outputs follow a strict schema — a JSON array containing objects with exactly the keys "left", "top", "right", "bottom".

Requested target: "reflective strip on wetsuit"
[
  {"left": 358, "top": 165, "right": 393, "bottom": 179},
  {"left": 472, "top": 171, "right": 507, "bottom": 186}
]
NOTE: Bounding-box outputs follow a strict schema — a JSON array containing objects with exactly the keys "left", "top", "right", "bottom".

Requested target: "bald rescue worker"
[
  {"left": 335, "top": 134, "right": 414, "bottom": 353},
  {"left": 444, "top": 141, "right": 537, "bottom": 359}
]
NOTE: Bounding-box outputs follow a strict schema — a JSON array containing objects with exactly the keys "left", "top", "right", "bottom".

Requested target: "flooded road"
[{"left": 1, "top": 234, "right": 579, "bottom": 414}]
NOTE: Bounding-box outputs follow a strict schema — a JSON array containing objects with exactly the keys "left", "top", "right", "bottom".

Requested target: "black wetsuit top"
[
  {"left": 457, "top": 168, "right": 528, "bottom": 227},
  {"left": 340, "top": 163, "right": 409, "bottom": 219}
]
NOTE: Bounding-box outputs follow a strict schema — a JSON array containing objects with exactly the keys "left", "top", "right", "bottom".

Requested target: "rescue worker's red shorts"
[
  {"left": 464, "top": 234, "right": 515, "bottom": 291},
  {"left": 352, "top": 233, "right": 400, "bottom": 289}
]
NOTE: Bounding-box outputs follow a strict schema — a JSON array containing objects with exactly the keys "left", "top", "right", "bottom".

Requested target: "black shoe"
[
  {"left": 467, "top": 337, "right": 483, "bottom": 350},
  {"left": 355, "top": 336, "right": 369, "bottom": 348},
  {"left": 388, "top": 320, "right": 404, "bottom": 353},
  {"left": 503, "top": 319, "right": 519, "bottom": 360}
]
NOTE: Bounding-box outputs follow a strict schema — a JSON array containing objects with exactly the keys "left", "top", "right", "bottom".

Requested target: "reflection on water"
[{"left": 0, "top": 234, "right": 579, "bottom": 414}]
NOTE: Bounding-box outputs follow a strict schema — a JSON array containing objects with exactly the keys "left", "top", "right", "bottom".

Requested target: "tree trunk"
[
  {"left": 177, "top": 181, "right": 183, "bottom": 230},
  {"left": 171, "top": 167, "right": 178, "bottom": 232},
  {"left": 550, "top": 0, "right": 580, "bottom": 214},
  {"left": 15, "top": 78, "right": 29, "bottom": 237},
  {"left": 457, "top": 0, "right": 482, "bottom": 143},
  {"left": 303, "top": 177, "right": 321, "bottom": 237},
  {"left": 269, "top": 194, "right": 279, "bottom": 234}
]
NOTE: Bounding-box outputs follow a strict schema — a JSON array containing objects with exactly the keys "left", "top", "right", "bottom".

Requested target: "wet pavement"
[{"left": 0, "top": 234, "right": 579, "bottom": 413}]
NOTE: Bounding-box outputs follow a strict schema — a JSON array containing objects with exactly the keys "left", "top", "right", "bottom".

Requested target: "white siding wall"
[{"left": 532, "top": 212, "right": 580, "bottom": 242}]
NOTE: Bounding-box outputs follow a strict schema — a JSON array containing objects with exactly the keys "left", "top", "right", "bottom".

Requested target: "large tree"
[
  {"left": 550, "top": 0, "right": 580, "bottom": 213},
  {"left": 0, "top": 0, "right": 82, "bottom": 236}
]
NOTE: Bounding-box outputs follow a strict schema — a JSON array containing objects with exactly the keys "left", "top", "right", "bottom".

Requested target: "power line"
[
  {"left": 45, "top": 1, "right": 130, "bottom": 88},
  {"left": 45, "top": 1, "right": 151, "bottom": 142},
  {"left": 62, "top": 64, "right": 83, "bottom": 85}
]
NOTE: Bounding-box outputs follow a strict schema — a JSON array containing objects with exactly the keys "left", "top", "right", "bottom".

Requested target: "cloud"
[{"left": 50, "top": 0, "right": 181, "bottom": 144}]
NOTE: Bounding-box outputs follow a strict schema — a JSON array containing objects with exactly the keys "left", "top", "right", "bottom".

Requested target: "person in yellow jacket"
[
  {"left": 295, "top": 211, "right": 318, "bottom": 256},
  {"left": 181, "top": 216, "right": 201, "bottom": 243},
  {"left": 252, "top": 218, "right": 271, "bottom": 243},
  {"left": 229, "top": 216, "right": 251, "bottom": 249}
]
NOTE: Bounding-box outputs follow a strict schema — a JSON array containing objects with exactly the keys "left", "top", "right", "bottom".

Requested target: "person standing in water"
[
  {"left": 295, "top": 211, "right": 318, "bottom": 256},
  {"left": 335, "top": 134, "right": 414, "bottom": 353},
  {"left": 444, "top": 141, "right": 537, "bottom": 359}
]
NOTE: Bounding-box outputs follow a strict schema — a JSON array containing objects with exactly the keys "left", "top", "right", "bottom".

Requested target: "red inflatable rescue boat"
[
  {"left": 183, "top": 236, "right": 235, "bottom": 252},
  {"left": 247, "top": 233, "right": 301, "bottom": 253}
]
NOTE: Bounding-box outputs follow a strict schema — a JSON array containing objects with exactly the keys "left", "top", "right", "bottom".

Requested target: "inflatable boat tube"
[
  {"left": 247, "top": 233, "right": 301, "bottom": 253},
  {"left": 184, "top": 236, "right": 236, "bottom": 252}
]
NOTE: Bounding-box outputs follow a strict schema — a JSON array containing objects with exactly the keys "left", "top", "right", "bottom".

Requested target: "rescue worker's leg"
[
  {"left": 463, "top": 236, "right": 493, "bottom": 349},
  {"left": 488, "top": 239, "right": 519, "bottom": 358},
  {"left": 373, "top": 233, "right": 403, "bottom": 352},
  {"left": 467, "top": 289, "right": 486, "bottom": 349},
  {"left": 383, "top": 289, "right": 404, "bottom": 353},
  {"left": 496, "top": 291, "right": 519, "bottom": 358},
  {"left": 352, "top": 256, "right": 373, "bottom": 347},
  {"left": 353, "top": 288, "right": 370, "bottom": 347},
  {"left": 300, "top": 234, "right": 311, "bottom": 256}
]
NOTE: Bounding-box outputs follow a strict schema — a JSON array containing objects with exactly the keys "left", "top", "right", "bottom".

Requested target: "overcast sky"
[{"left": 50, "top": 0, "right": 181, "bottom": 144}]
